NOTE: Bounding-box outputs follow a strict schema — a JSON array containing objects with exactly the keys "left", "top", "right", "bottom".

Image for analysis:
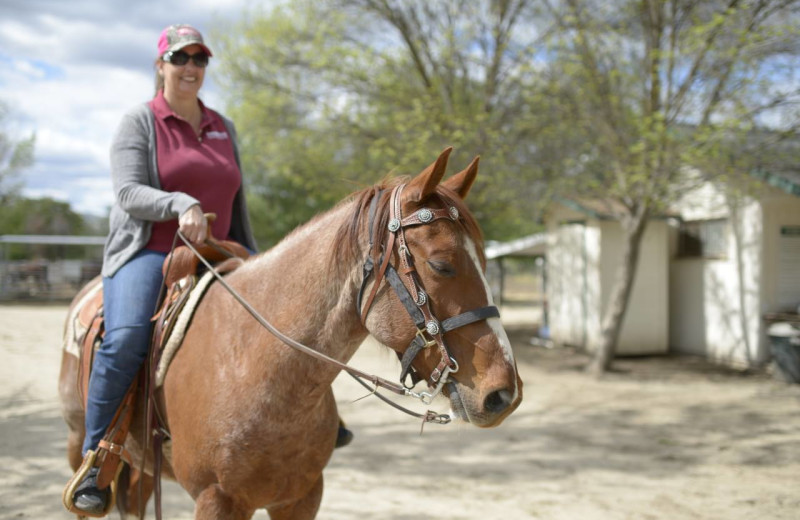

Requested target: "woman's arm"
[{"left": 109, "top": 109, "right": 199, "bottom": 222}]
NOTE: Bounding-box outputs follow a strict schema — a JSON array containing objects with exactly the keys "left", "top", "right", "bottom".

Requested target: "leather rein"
[{"left": 177, "top": 183, "right": 499, "bottom": 425}]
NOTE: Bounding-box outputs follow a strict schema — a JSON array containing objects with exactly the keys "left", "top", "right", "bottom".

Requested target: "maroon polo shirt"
[{"left": 146, "top": 90, "right": 241, "bottom": 252}]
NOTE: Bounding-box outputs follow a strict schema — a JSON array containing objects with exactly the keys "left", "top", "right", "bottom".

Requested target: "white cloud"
[
  {"left": 22, "top": 187, "right": 70, "bottom": 202},
  {"left": 0, "top": 0, "right": 257, "bottom": 217},
  {"left": 9, "top": 57, "right": 49, "bottom": 80}
]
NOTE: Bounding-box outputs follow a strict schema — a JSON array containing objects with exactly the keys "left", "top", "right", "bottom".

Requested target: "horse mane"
[{"left": 331, "top": 177, "right": 486, "bottom": 272}]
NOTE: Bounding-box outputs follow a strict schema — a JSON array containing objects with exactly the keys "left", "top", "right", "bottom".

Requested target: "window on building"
[{"left": 678, "top": 219, "right": 728, "bottom": 258}]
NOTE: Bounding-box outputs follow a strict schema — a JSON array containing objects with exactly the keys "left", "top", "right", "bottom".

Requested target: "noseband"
[{"left": 357, "top": 184, "right": 500, "bottom": 402}]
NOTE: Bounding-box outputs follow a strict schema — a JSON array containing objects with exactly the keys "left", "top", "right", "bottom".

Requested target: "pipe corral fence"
[
  {"left": 0, "top": 235, "right": 105, "bottom": 301},
  {"left": 0, "top": 233, "right": 547, "bottom": 310}
]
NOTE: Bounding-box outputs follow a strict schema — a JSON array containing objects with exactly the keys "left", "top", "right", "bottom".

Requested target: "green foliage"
[
  {"left": 0, "top": 100, "right": 95, "bottom": 259},
  {"left": 213, "top": 0, "right": 553, "bottom": 246},
  {"left": 542, "top": 0, "right": 800, "bottom": 214},
  {"left": 212, "top": 0, "right": 797, "bottom": 250}
]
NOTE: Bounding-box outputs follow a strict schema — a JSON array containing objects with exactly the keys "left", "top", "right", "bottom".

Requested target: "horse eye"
[{"left": 427, "top": 260, "right": 456, "bottom": 277}]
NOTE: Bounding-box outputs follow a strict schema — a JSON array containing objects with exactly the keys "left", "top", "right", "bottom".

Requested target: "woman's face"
[{"left": 159, "top": 44, "right": 207, "bottom": 99}]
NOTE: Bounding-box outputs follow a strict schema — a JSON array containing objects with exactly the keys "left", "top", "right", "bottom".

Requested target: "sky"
[{"left": 0, "top": 0, "right": 256, "bottom": 216}]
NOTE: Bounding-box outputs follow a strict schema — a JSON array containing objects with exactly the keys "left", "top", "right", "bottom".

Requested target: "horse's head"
[{"left": 359, "top": 148, "right": 522, "bottom": 428}]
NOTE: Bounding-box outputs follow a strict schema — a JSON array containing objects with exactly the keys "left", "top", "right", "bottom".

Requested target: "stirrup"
[{"left": 62, "top": 449, "right": 121, "bottom": 518}]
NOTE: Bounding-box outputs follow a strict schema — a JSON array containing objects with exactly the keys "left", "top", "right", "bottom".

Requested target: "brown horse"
[{"left": 59, "top": 148, "right": 523, "bottom": 519}]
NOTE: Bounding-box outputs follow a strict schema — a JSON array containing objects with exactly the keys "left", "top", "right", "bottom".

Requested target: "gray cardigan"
[{"left": 102, "top": 103, "right": 257, "bottom": 277}]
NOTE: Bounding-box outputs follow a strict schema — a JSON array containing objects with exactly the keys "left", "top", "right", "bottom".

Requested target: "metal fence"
[
  {"left": 0, "top": 235, "right": 545, "bottom": 305},
  {"left": 0, "top": 235, "right": 105, "bottom": 302}
]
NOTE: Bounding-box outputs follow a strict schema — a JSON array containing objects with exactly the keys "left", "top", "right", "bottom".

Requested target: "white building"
[
  {"left": 668, "top": 170, "right": 800, "bottom": 366},
  {"left": 488, "top": 169, "right": 800, "bottom": 368},
  {"left": 544, "top": 200, "right": 671, "bottom": 356}
]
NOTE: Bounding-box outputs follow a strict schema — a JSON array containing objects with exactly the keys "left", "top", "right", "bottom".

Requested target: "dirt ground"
[{"left": 1, "top": 303, "right": 799, "bottom": 520}]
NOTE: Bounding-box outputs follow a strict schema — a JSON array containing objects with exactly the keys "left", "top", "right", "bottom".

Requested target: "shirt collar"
[{"left": 152, "top": 89, "right": 212, "bottom": 128}]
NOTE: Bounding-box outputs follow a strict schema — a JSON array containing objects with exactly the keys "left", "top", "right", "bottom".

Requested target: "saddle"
[{"left": 62, "top": 236, "right": 249, "bottom": 517}]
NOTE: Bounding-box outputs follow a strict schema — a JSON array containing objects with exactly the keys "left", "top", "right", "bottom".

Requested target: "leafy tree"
[
  {"left": 0, "top": 101, "right": 35, "bottom": 205},
  {"left": 0, "top": 100, "right": 99, "bottom": 260},
  {"left": 214, "top": 0, "right": 556, "bottom": 246},
  {"left": 541, "top": 0, "right": 800, "bottom": 374},
  {"left": 213, "top": 0, "right": 798, "bottom": 376}
]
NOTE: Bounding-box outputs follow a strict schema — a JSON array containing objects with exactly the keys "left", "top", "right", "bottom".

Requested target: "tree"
[
  {"left": 0, "top": 101, "right": 35, "bottom": 205},
  {"left": 213, "top": 0, "right": 798, "bottom": 376},
  {"left": 0, "top": 102, "right": 92, "bottom": 259},
  {"left": 214, "top": 0, "right": 557, "bottom": 246},
  {"left": 541, "top": 0, "right": 800, "bottom": 374}
]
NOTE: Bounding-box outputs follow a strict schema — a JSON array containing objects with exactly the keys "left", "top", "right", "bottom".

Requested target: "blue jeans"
[{"left": 82, "top": 249, "right": 166, "bottom": 455}]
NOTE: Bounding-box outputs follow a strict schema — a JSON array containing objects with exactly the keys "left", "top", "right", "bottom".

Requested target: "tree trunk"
[{"left": 586, "top": 206, "right": 650, "bottom": 376}]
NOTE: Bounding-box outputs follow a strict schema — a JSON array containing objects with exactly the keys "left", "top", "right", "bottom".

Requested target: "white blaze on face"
[{"left": 464, "top": 238, "right": 516, "bottom": 366}]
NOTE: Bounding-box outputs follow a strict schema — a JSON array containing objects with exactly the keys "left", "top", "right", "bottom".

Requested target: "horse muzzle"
[{"left": 446, "top": 375, "right": 523, "bottom": 428}]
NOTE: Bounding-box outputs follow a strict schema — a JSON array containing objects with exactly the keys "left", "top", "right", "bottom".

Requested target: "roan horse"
[{"left": 59, "top": 148, "right": 523, "bottom": 519}]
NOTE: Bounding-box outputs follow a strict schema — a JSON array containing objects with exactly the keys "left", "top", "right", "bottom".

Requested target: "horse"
[{"left": 59, "top": 147, "right": 523, "bottom": 519}]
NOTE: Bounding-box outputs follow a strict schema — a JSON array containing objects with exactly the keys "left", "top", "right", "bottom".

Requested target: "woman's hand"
[{"left": 178, "top": 205, "right": 208, "bottom": 244}]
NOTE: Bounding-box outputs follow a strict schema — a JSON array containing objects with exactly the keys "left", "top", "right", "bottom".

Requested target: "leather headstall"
[{"left": 357, "top": 184, "right": 501, "bottom": 391}]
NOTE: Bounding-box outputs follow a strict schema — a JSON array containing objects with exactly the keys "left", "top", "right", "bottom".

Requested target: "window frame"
[{"left": 677, "top": 218, "right": 729, "bottom": 259}]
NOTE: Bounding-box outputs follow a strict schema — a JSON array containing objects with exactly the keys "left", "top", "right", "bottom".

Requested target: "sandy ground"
[{"left": 1, "top": 303, "right": 799, "bottom": 520}]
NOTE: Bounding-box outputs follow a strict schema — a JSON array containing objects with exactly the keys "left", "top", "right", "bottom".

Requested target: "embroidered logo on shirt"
[{"left": 206, "top": 131, "right": 229, "bottom": 140}]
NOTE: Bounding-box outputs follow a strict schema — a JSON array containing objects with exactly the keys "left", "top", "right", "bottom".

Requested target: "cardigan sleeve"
[{"left": 109, "top": 106, "right": 199, "bottom": 222}]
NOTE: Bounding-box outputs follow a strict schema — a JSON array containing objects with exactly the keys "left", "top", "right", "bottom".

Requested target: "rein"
[
  {"left": 174, "top": 232, "right": 451, "bottom": 425},
  {"left": 170, "top": 182, "right": 499, "bottom": 426}
]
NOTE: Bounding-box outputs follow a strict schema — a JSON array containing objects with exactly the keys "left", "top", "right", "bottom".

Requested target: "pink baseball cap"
[{"left": 157, "top": 24, "right": 213, "bottom": 56}]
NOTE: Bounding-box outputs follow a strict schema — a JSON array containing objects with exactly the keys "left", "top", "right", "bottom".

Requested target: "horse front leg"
[
  {"left": 266, "top": 476, "right": 323, "bottom": 520},
  {"left": 194, "top": 484, "right": 255, "bottom": 520},
  {"left": 117, "top": 466, "right": 154, "bottom": 518}
]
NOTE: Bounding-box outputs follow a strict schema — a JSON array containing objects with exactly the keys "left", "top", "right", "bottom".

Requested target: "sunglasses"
[{"left": 163, "top": 50, "right": 209, "bottom": 68}]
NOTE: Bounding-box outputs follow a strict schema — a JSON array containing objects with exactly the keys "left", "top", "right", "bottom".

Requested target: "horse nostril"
[{"left": 484, "top": 389, "right": 513, "bottom": 414}]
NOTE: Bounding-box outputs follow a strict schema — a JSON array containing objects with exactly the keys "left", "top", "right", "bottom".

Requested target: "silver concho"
[
  {"left": 418, "top": 208, "right": 433, "bottom": 223},
  {"left": 426, "top": 320, "right": 440, "bottom": 336},
  {"left": 388, "top": 218, "right": 401, "bottom": 232},
  {"left": 448, "top": 206, "right": 459, "bottom": 220},
  {"left": 415, "top": 290, "right": 428, "bottom": 306}
]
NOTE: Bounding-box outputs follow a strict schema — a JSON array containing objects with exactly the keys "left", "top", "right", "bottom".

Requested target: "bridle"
[
  {"left": 176, "top": 183, "right": 500, "bottom": 425},
  {"left": 357, "top": 184, "right": 500, "bottom": 404}
]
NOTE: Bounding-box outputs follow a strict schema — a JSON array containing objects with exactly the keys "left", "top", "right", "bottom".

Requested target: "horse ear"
[
  {"left": 405, "top": 147, "right": 453, "bottom": 203},
  {"left": 443, "top": 156, "right": 479, "bottom": 199}
]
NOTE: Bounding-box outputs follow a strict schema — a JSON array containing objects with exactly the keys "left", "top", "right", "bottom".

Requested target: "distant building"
[{"left": 488, "top": 168, "right": 800, "bottom": 368}]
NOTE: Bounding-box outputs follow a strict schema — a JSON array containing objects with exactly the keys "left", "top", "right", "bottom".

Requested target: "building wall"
[
  {"left": 761, "top": 193, "right": 800, "bottom": 314},
  {"left": 546, "top": 205, "right": 602, "bottom": 348},
  {"left": 544, "top": 179, "right": 800, "bottom": 368},
  {"left": 546, "top": 206, "right": 668, "bottom": 354},
  {"left": 670, "top": 194, "right": 765, "bottom": 366},
  {"left": 707, "top": 199, "right": 762, "bottom": 365},
  {"left": 547, "top": 219, "right": 589, "bottom": 347},
  {"left": 598, "top": 220, "right": 670, "bottom": 354}
]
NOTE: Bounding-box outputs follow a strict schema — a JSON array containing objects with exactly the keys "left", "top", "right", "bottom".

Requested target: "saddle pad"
[
  {"left": 64, "top": 281, "right": 103, "bottom": 358},
  {"left": 155, "top": 270, "right": 216, "bottom": 387}
]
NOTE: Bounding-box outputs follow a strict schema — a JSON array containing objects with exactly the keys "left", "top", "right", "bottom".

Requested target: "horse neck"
[{"left": 228, "top": 200, "right": 368, "bottom": 380}]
